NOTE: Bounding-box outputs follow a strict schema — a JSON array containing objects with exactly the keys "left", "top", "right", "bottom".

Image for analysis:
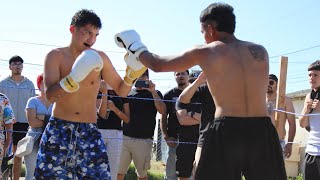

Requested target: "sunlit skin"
[
  {"left": 26, "top": 80, "right": 52, "bottom": 128},
  {"left": 140, "top": 21, "right": 269, "bottom": 118},
  {"left": 44, "top": 24, "right": 131, "bottom": 123},
  {"left": 309, "top": 70, "right": 320, "bottom": 90},
  {"left": 9, "top": 62, "right": 23, "bottom": 76},
  {"left": 266, "top": 78, "right": 296, "bottom": 158},
  {"left": 174, "top": 71, "right": 189, "bottom": 87},
  {"left": 300, "top": 70, "right": 320, "bottom": 127}
]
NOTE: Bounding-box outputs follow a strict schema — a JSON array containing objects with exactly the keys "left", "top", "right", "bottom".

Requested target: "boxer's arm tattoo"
[{"left": 248, "top": 45, "right": 266, "bottom": 61}]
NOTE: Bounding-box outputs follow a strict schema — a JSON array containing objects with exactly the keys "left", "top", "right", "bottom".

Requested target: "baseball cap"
[
  {"left": 189, "top": 70, "right": 202, "bottom": 83},
  {"left": 269, "top": 74, "right": 278, "bottom": 83}
]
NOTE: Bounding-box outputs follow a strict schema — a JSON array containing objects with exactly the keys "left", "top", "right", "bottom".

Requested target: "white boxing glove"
[
  {"left": 60, "top": 49, "right": 103, "bottom": 93},
  {"left": 123, "top": 53, "right": 147, "bottom": 86},
  {"left": 114, "top": 30, "right": 148, "bottom": 60}
]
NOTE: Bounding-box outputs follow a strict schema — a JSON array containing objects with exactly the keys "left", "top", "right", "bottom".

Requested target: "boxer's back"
[{"left": 200, "top": 40, "right": 269, "bottom": 118}]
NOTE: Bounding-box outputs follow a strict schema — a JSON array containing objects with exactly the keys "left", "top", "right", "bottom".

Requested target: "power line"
[
  {"left": 0, "top": 59, "right": 44, "bottom": 67},
  {"left": 0, "top": 40, "right": 61, "bottom": 48},
  {"left": 270, "top": 44, "right": 320, "bottom": 59},
  {"left": 2, "top": 39, "right": 320, "bottom": 58},
  {"left": 1, "top": 40, "right": 320, "bottom": 72},
  {"left": 0, "top": 39, "right": 125, "bottom": 54}
]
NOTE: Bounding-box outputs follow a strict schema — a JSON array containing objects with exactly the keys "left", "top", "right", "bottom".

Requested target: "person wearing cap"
[
  {"left": 0, "top": 55, "right": 35, "bottom": 179},
  {"left": 24, "top": 74, "right": 53, "bottom": 180},
  {"left": 188, "top": 70, "right": 202, "bottom": 84},
  {"left": 117, "top": 69, "right": 166, "bottom": 180},
  {"left": 266, "top": 74, "right": 296, "bottom": 159},
  {"left": 96, "top": 79, "right": 128, "bottom": 180}
]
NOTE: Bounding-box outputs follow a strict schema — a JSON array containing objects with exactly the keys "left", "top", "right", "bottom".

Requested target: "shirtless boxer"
[
  {"left": 34, "top": 9, "right": 144, "bottom": 179},
  {"left": 114, "top": 3, "right": 286, "bottom": 180}
]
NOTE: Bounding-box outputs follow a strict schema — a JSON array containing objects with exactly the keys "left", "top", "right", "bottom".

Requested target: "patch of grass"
[
  {"left": 21, "top": 164, "right": 25, "bottom": 177},
  {"left": 124, "top": 161, "right": 165, "bottom": 180},
  {"left": 288, "top": 174, "right": 303, "bottom": 180}
]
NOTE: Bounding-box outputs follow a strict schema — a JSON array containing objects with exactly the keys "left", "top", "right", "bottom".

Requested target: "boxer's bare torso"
[
  {"left": 141, "top": 38, "right": 270, "bottom": 118},
  {"left": 45, "top": 47, "right": 101, "bottom": 123},
  {"left": 200, "top": 40, "right": 269, "bottom": 118}
]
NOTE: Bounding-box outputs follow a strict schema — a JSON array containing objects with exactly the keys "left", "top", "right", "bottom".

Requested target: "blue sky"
[{"left": 0, "top": 0, "right": 319, "bottom": 93}]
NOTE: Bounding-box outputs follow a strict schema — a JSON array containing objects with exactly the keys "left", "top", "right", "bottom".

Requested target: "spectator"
[
  {"left": 118, "top": 70, "right": 166, "bottom": 180},
  {"left": 266, "top": 74, "right": 296, "bottom": 158},
  {"left": 0, "top": 93, "right": 14, "bottom": 176},
  {"left": 24, "top": 74, "right": 53, "bottom": 180},
  {"left": 97, "top": 80, "right": 128, "bottom": 180},
  {"left": 178, "top": 72, "right": 215, "bottom": 174},
  {"left": 161, "top": 70, "right": 189, "bottom": 180},
  {"left": 0, "top": 55, "right": 35, "bottom": 180},
  {"left": 299, "top": 60, "right": 320, "bottom": 180},
  {"left": 175, "top": 71, "right": 203, "bottom": 180}
]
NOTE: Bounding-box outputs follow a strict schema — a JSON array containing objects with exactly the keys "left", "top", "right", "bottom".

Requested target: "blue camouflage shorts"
[{"left": 34, "top": 117, "right": 111, "bottom": 180}]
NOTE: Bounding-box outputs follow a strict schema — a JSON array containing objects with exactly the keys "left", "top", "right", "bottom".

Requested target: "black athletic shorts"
[
  {"left": 195, "top": 116, "right": 287, "bottom": 180},
  {"left": 303, "top": 153, "right": 320, "bottom": 180},
  {"left": 13, "top": 123, "right": 29, "bottom": 145},
  {"left": 176, "top": 139, "right": 197, "bottom": 177}
]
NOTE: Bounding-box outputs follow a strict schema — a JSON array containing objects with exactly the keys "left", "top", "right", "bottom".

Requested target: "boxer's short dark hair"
[
  {"left": 200, "top": 3, "right": 236, "bottom": 34},
  {"left": 71, "top": 9, "right": 102, "bottom": 29}
]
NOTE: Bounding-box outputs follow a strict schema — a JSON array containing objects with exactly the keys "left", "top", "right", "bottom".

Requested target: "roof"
[{"left": 287, "top": 89, "right": 311, "bottom": 99}]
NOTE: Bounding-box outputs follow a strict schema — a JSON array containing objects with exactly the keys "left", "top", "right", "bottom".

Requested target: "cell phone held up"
[{"left": 135, "top": 80, "right": 149, "bottom": 88}]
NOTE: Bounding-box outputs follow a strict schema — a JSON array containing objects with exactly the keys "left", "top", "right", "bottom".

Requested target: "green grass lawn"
[
  {"left": 125, "top": 161, "right": 165, "bottom": 180},
  {"left": 20, "top": 160, "right": 304, "bottom": 180}
]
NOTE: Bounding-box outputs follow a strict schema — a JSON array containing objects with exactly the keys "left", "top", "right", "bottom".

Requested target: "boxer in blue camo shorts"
[
  {"left": 38, "top": 8, "right": 134, "bottom": 180},
  {"left": 34, "top": 118, "right": 111, "bottom": 179}
]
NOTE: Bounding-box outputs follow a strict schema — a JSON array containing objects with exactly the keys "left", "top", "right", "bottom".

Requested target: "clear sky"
[{"left": 0, "top": 0, "right": 319, "bottom": 93}]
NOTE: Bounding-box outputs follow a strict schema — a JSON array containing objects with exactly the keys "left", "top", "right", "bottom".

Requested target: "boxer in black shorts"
[
  {"left": 115, "top": 2, "right": 287, "bottom": 179},
  {"left": 196, "top": 117, "right": 286, "bottom": 180}
]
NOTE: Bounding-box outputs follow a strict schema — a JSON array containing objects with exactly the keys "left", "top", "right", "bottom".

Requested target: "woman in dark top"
[{"left": 97, "top": 80, "right": 128, "bottom": 180}]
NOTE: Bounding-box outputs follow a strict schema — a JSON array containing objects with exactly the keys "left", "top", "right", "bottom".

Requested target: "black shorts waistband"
[{"left": 214, "top": 116, "right": 271, "bottom": 122}]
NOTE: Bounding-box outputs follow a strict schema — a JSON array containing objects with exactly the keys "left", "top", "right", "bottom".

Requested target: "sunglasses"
[{"left": 269, "top": 80, "right": 276, "bottom": 86}]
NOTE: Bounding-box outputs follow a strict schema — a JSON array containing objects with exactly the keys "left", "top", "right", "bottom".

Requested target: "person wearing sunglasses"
[{"left": 266, "top": 74, "right": 296, "bottom": 160}]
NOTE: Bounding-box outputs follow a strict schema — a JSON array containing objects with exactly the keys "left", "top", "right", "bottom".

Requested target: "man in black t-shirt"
[
  {"left": 161, "top": 70, "right": 189, "bottom": 180},
  {"left": 117, "top": 70, "right": 166, "bottom": 180},
  {"left": 175, "top": 71, "right": 215, "bottom": 179}
]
